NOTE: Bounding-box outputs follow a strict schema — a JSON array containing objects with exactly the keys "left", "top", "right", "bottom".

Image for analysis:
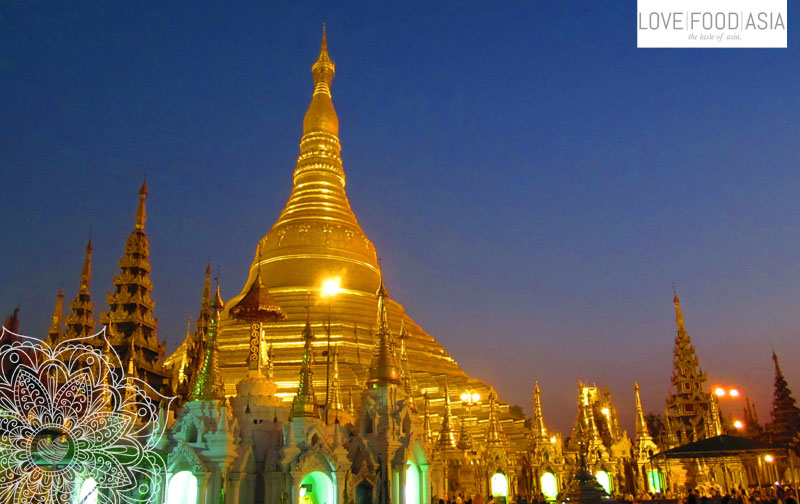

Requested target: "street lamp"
[
  {"left": 321, "top": 277, "right": 342, "bottom": 424},
  {"left": 460, "top": 389, "right": 480, "bottom": 448},
  {"left": 733, "top": 420, "right": 744, "bottom": 430}
]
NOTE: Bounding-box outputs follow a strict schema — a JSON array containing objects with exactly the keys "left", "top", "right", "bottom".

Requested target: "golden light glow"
[
  {"left": 321, "top": 277, "right": 342, "bottom": 297},
  {"left": 460, "top": 391, "right": 480, "bottom": 403},
  {"left": 714, "top": 387, "right": 726, "bottom": 397},
  {"left": 733, "top": 420, "right": 744, "bottom": 429},
  {"left": 550, "top": 436, "right": 557, "bottom": 444},
  {"left": 729, "top": 388, "right": 740, "bottom": 397},
  {"left": 765, "top": 455, "right": 774, "bottom": 463},
  {"left": 601, "top": 407, "right": 610, "bottom": 416}
]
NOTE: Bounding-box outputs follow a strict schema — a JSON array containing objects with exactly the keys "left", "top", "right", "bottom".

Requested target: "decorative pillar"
[{"left": 421, "top": 463, "right": 430, "bottom": 504}]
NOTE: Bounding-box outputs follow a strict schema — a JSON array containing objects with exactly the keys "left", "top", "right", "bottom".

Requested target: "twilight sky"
[{"left": 1, "top": 2, "right": 798, "bottom": 435}]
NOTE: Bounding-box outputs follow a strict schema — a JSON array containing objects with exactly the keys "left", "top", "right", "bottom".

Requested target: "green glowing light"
[
  {"left": 405, "top": 461, "right": 420, "bottom": 504},
  {"left": 648, "top": 470, "right": 663, "bottom": 493},
  {"left": 300, "top": 471, "right": 335, "bottom": 504}
]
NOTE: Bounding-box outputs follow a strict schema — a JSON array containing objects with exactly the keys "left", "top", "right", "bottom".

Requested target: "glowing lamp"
[
  {"left": 461, "top": 392, "right": 469, "bottom": 402},
  {"left": 299, "top": 488, "right": 307, "bottom": 498},
  {"left": 550, "top": 436, "right": 557, "bottom": 444},
  {"left": 601, "top": 407, "right": 610, "bottom": 416},
  {"left": 733, "top": 420, "right": 744, "bottom": 429},
  {"left": 472, "top": 392, "right": 480, "bottom": 402},
  {"left": 765, "top": 455, "right": 774, "bottom": 463},
  {"left": 729, "top": 389, "right": 740, "bottom": 397},
  {"left": 321, "top": 278, "right": 342, "bottom": 297},
  {"left": 714, "top": 387, "right": 726, "bottom": 397}
]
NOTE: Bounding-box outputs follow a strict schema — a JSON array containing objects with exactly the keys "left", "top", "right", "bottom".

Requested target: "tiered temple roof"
[{"left": 100, "top": 181, "right": 169, "bottom": 397}]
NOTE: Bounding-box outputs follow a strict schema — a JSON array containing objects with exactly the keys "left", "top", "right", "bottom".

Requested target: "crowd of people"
[{"left": 435, "top": 484, "right": 800, "bottom": 504}]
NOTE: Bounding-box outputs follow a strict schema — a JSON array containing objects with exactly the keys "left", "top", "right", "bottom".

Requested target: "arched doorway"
[
  {"left": 405, "top": 461, "right": 420, "bottom": 504},
  {"left": 300, "top": 471, "right": 335, "bottom": 504},
  {"left": 540, "top": 472, "right": 558, "bottom": 500},
  {"left": 167, "top": 471, "right": 198, "bottom": 504},
  {"left": 356, "top": 480, "right": 373, "bottom": 504},
  {"left": 74, "top": 477, "right": 98, "bottom": 504},
  {"left": 491, "top": 473, "right": 508, "bottom": 502},
  {"left": 595, "top": 471, "right": 611, "bottom": 494}
]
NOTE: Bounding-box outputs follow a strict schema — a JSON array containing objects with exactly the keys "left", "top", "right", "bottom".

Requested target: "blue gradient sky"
[{"left": 1, "top": 2, "right": 798, "bottom": 434}]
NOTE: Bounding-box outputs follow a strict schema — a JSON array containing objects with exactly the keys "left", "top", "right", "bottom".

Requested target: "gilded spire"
[
  {"left": 292, "top": 306, "right": 318, "bottom": 418},
  {"left": 367, "top": 277, "right": 400, "bottom": 387},
  {"left": 438, "top": 380, "right": 457, "bottom": 448},
  {"left": 634, "top": 382, "right": 649, "bottom": 438},
  {"left": 532, "top": 382, "right": 548, "bottom": 439},
  {"left": 423, "top": 393, "right": 433, "bottom": 444},
  {"left": 674, "top": 293, "right": 686, "bottom": 336},
  {"left": 188, "top": 283, "right": 226, "bottom": 401},
  {"left": 136, "top": 179, "right": 147, "bottom": 230},
  {"left": 47, "top": 290, "right": 64, "bottom": 344},
  {"left": 303, "top": 25, "right": 338, "bottom": 135},
  {"left": 329, "top": 344, "right": 343, "bottom": 413},
  {"left": 487, "top": 387, "right": 503, "bottom": 444},
  {"left": 64, "top": 240, "right": 95, "bottom": 340},
  {"left": 81, "top": 239, "right": 93, "bottom": 292},
  {"left": 399, "top": 320, "right": 416, "bottom": 410}
]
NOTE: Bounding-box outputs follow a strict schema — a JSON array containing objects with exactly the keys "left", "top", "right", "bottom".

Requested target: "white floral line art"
[{"left": 0, "top": 328, "right": 174, "bottom": 504}]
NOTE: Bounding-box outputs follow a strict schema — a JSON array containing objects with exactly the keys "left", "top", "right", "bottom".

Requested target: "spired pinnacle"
[
  {"left": 81, "top": 240, "right": 93, "bottom": 292},
  {"left": 136, "top": 179, "right": 148, "bottom": 230},
  {"left": 303, "top": 25, "right": 338, "bottom": 136},
  {"left": 634, "top": 382, "right": 649, "bottom": 438},
  {"left": 188, "top": 283, "right": 226, "bottom": 402},
  {"left": 292, "top": 318, "right": 319, "bottom": 418},
  {"left": 366, "top": 277, "right": 401, "bottom": 388},
  {"left": 674, "top": 293, "right": 686, "bottom": 335},
  {"left": 532, "top": 381, "right": 548, "bottom": 439}
]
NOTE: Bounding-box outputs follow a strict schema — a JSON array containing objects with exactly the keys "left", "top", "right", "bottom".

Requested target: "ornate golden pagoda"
[
  {"left": 100, "top": 181, "right": 170, "bottom": 397},
  {"left": 188, "top": 284, "right": 226, "bottom": 401},
  {"left": 168, "top": 29, "right": 527, "bottom": 450},
  {"left": 46, "top": 289, "right": 64, "bottom": 345},
  {"left": 63, "top": 239, "right": 95, "bottom": 341},
  {"left": 665, "top": 293, "right": 721, "bottom": 443}
]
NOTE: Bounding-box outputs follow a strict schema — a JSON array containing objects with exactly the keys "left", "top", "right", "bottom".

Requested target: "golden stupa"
[{"left": 171, "top": 30, "right": 527, "bottom": 449}]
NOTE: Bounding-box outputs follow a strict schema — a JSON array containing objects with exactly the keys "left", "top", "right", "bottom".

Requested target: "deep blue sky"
[{"left": 1, "top": 2, "right": 798, "bottom": 434}]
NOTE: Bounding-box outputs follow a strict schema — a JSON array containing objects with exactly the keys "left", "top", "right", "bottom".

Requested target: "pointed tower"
[
  {"left": 423, "top": 393, "right": 434, "bottom": 445},
  {"left": 64, "top": 240, "right": 95, "bottom": 340},
  {"left": 47, "top": 290, "right": 64, "bottom": 345},
  {"left": 767, "top": 352, "right": 800, "bottom": 450},
  {"left": 665, "top": 293, "right": 718, "bottom": 441},
  {"left": 291, "top": 316, "right": 319, "bottom": 419},
  {"left": 634, "top": 383, "right": 650, "bottom": 441},
  {"left": 487, "top": 388, "right": 504, "bottom": 445},
  {"left": 101, "top": 181, "right": 169, "bottom": 396},
  {"left": 366, "top": 278, "right": 400, "bottom": 388},
  {"left": 438, "top": 380, "right": 457, "bottom": 449},
  {"left": 398, "top": 321, "right": 416, "bottom": 411},
  {"left": 187, "top": 284, "right": 226, "bottom": 402},
  {"left": 532, "top": 382, "right": 549, "bottom": 441}
]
